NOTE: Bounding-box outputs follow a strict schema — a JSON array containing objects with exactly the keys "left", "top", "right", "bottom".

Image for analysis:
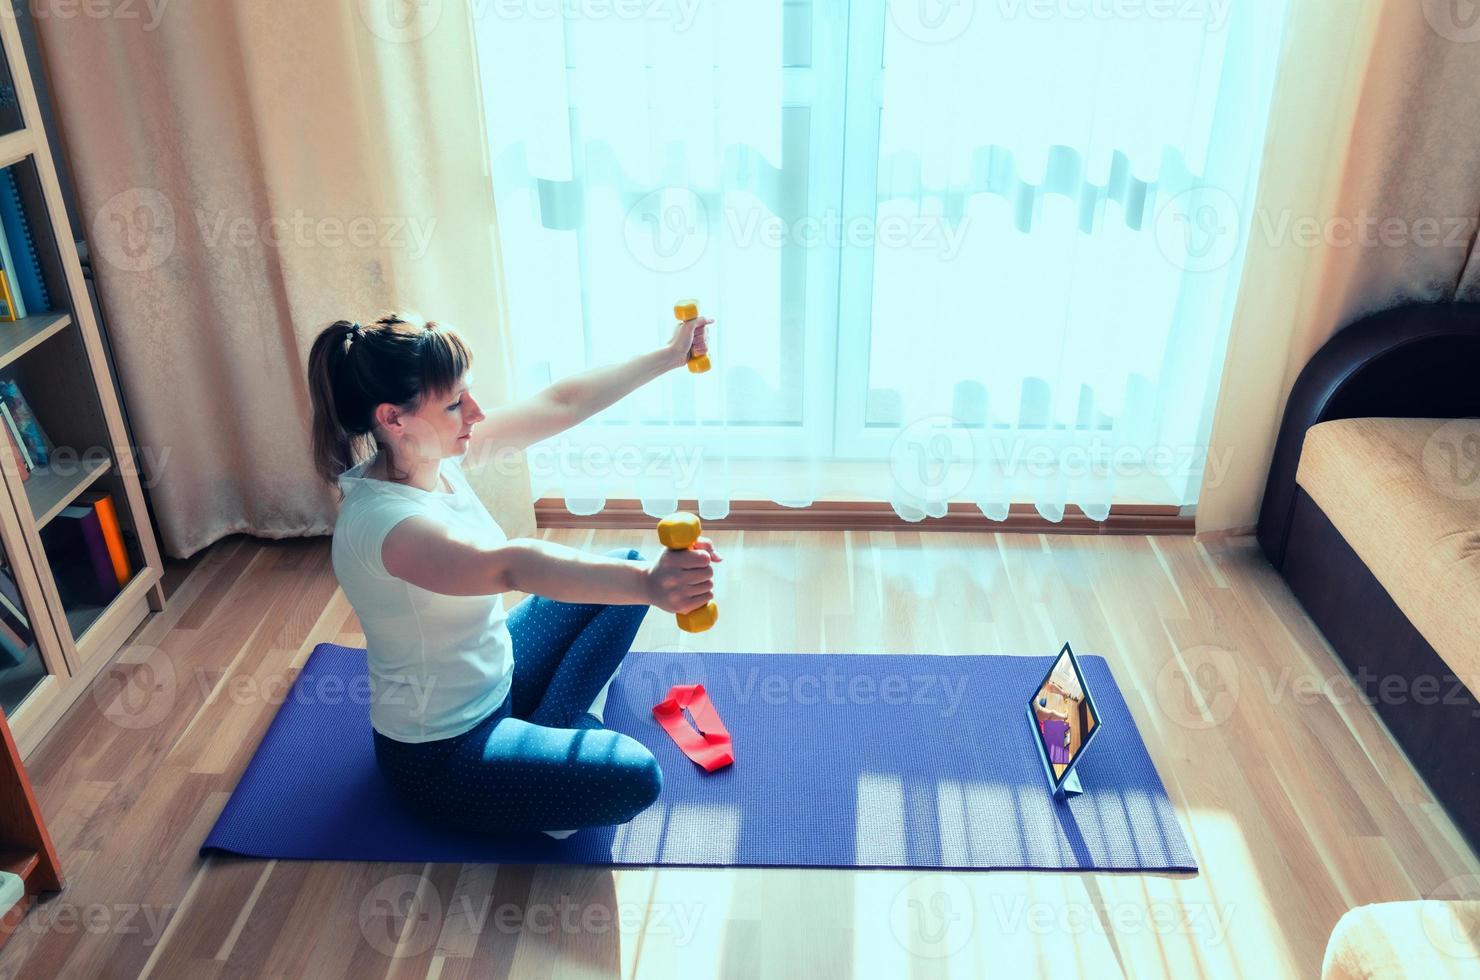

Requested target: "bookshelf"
[{"left": 0, "top": 0, "right": 165, "bottom": 778}]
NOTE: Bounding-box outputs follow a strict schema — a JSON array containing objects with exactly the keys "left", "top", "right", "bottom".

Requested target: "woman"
[{"left": 306, "top": 309, "right": 718, "bottom": 838}]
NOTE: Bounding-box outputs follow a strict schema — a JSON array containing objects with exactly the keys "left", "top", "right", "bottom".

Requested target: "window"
[{"left": 473, "top": 0, "right": 1288, "bottom": 518}]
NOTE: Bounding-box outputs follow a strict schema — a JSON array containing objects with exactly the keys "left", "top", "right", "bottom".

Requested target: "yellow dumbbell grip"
[
  {"left": 657, "top": 511, "right": 717, "bottom": 633},
  {"left": 673, "top": 298, "right": 710, "bottom": 374}
]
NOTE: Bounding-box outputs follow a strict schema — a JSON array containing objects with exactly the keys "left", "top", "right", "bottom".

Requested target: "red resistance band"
[{"left": 652, "top": 684, "right": 733, "bottom": 772}]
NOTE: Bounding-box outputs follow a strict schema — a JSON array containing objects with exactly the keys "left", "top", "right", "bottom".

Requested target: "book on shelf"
[
  {"left": 0, "top": 379, "right": 48, "bottom": 467},
  {"left": 0, "top": 166, "right": 48, "bottom": 315},
  {"left": 0, "top": 559, "right": 29, "bottom": 670},
  {"left": 0, "top": 403, "right": 28, "bottom": 480},
  {"left": 39, "top": 504, "right": 120, "bottom": 608},
  {"left": 75, "top": 490, "right": 132, "bottom": 587},
  {"left": 0, "top": 240, "right": 20, "bottom": 323}
]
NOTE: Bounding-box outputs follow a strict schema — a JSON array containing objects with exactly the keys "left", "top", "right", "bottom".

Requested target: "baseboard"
[{"left": 534, "top": 499, "right": 1193, "bottom": 535}]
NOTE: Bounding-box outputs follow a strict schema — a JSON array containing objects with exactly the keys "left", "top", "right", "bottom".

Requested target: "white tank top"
[{"left": 331, "top": 451, "right": 513, "bottom": 743}]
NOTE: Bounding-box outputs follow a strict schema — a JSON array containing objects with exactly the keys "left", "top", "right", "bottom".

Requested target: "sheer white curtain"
[{"left": 472, "top": 0, "right": 1291, "bottom": 523}]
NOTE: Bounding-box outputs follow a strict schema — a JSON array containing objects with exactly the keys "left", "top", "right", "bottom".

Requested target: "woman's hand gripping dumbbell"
[{"left": 648, "top": 512, "right": 721, "bottom": 632}]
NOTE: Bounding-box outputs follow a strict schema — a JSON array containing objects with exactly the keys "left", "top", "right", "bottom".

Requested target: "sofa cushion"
[
  {"left": 1296, "top": 418, "right": 1480, "bottom": 685},
  {"left": 1322, "top": 901, "right": 1480, "bottom": 979}
]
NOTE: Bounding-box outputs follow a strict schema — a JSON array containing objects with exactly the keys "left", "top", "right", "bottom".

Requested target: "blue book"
[{"left": 0, "top": 167, "right": 48, "bottom": 314}]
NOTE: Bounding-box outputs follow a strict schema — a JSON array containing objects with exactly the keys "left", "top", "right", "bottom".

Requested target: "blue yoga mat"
[{"left": 201, "top": 644, "right": 1196, "bottom": 873}]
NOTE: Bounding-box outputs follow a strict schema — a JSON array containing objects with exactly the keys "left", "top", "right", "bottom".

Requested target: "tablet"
[{"left": 1027, "top": 642, "right": 1102, "bottom": 798}]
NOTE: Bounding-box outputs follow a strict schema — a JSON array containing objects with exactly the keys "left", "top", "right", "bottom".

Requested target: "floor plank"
[{"left": 3, "top": 529, "right": 1475, "bottom": 979}]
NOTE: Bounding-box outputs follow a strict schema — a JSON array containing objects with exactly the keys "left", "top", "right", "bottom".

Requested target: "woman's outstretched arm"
[
  {"left": 381, "top": 516, "right": 719, "bottom": 612},
  {"left": 466, "top": 316, "right": 711, "bottom": 453}
]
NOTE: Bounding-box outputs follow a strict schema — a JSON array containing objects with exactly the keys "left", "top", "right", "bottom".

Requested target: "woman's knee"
[{"left": 611, "top": 741, "right": 663, "bottom": 819}]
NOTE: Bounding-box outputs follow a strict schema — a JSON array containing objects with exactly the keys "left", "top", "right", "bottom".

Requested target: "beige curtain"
[
  {"left": 33, "top": 0, "right": 535, "bottom": 558},
  {"left": 1197, "top": 0, "right": 1480, "bottom": 535}
]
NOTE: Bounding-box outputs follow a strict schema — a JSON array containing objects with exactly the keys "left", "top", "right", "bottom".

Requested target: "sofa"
[
  {"left": 1322, "top": 901, "right": 1480, "bottom": 978},
  {"left": 1259, "top": 302, "right": 1480, "bottom": 978},
  {"left": 1259, "top": 301, "right": 1480, "bottom": 850}
]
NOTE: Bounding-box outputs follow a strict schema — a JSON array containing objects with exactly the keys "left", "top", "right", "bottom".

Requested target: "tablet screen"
[{"left": 1029, "top": 644, "right": 1100, "bottom": 785}]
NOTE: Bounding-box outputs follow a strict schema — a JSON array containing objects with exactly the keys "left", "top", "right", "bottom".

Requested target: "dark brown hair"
[{"left": 307, "top": 311, "right": 474, "bottom": 494}]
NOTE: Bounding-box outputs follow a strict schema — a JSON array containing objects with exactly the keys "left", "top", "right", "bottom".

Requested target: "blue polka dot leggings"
[{"left": 373, "top": 548, "right": 660, "bottom": 834}]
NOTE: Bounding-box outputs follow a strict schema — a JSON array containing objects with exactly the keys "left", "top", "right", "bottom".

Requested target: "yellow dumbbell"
[
  {"left": 656, "top": 511, "right": 718, "bottom": 633},
  {"left": 674, "top": 299, "right": 710, "bottom": 374}
]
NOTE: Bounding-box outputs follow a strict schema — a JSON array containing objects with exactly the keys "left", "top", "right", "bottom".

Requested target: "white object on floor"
[
  {"left": 543, "top": 829, "right": 578, "bottom": 840},
  {"left": 0, "top": 870, "right": 23, "bottom": 920}
]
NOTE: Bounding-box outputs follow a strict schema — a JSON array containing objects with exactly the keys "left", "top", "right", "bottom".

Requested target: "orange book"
[{"left": 76, "top": 491, "right": 130, "bottom": 586}]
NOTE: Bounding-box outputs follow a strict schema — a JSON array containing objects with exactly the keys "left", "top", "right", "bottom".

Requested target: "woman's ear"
[{"left": 373, "top": 403, "right": 400, "bottom": 431}]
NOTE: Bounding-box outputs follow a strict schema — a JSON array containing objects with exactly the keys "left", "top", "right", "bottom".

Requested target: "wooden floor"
[{"left": 3, "top": 528, "right": 1476, "bottom": 978}]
